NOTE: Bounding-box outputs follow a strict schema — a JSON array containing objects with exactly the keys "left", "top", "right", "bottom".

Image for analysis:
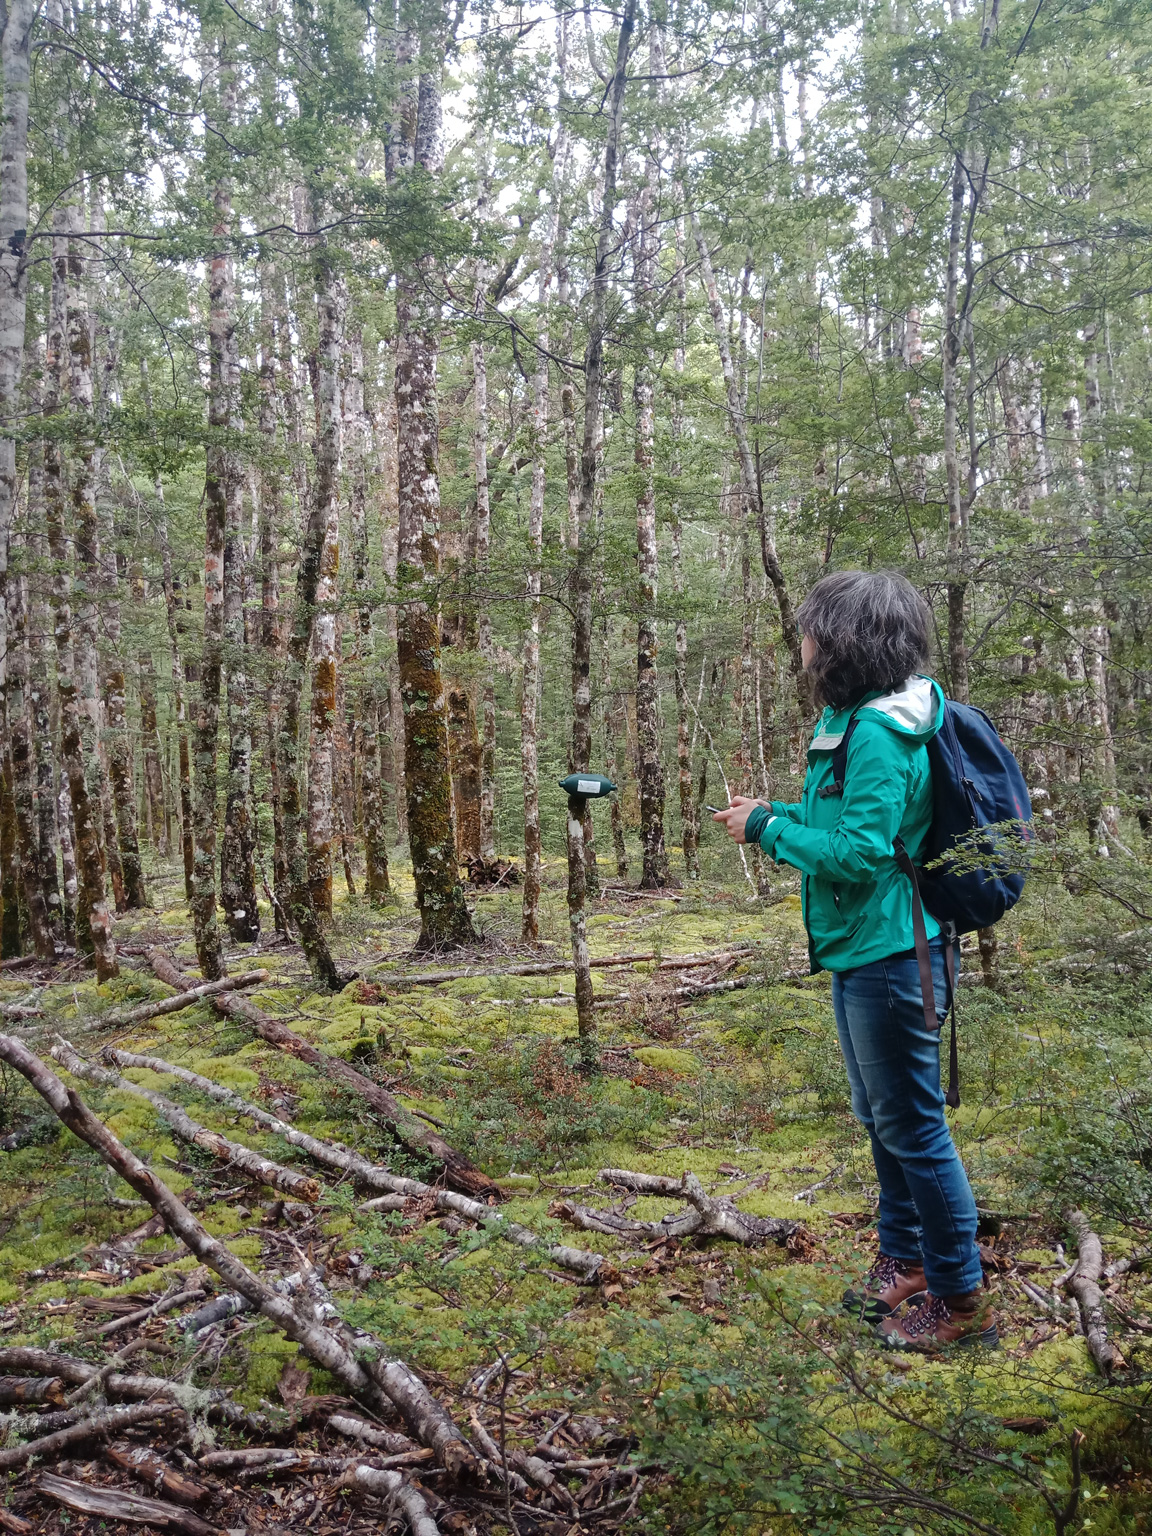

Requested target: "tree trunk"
[
  {"left": 46, "top": 353, "right": 116, "bottom": 975},
  {"left": 28, "top": 525, "right": 63, "bottom": 937},
  {"left": 520, "top": 23, "right": 569, "bottom": 938},
  {"left": 472, "top": 336, "right": 497, "bottom": 864},
  {"left": 602, "top": 625, "right": 629, "bottom": 878},
  {"left": 942, "top": 149, "right": 969, "bottom": 703},
  {"left": 378, "top": 392, "right": 407, "bottom": 845},
  {"left": 190, "top": 46, "right": 237, "bottom": 982},
  {"left": 349, "top": 330, "right": 390, "bottom": 905},
  {"left": 47, "top": 205, "right": 116, "bottom": 978},
  {"left": 670, "top": 219, "right": 697, "bottom": 880},
  {"left": 394, "top": 64, "right": 475, "bottom": 950},
  {"left": 4, "top": 531, "right": 53, "bottom": 956},
  {"left": 220, "top": 299, "right": 258, "bottom": 944},
  {"left": 0, "top": 0, "right": 37, "bottom": 958},
  {"left": 569, "top": 0, "right": 636, "bottom": 1051},
  {"left": 274, "top": 198, "right": 343, "bottom": 991},
  {"left": 256, "top": 257, "right": 289, "bottom": 931},
  {"left": 633, "top": 148, "right": 668, "bottom": 890},
  {"left": 305, "top": 277, "right": 345, "bottom": 920},
  {"left": 98, "top": 527, "right": 147, "bottom": 912}
]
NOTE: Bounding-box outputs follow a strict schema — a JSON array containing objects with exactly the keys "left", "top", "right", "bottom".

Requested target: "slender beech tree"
[
  {"left": 393, "top": 29, "right": 476, "bottom": 949},
  {"left": 349, "top": 328, "right": 390, "bottom": 903},
  {"left": 633, "top": 61, "right": 669, "bottom": 888},
  {"left": 568, "top": 0, "right": 635, "bottom": 1057}
]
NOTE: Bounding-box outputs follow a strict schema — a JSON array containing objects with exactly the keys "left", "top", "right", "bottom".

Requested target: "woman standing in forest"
[{"left": 715, "top": 570, "right": 995, "bottom": 1351}]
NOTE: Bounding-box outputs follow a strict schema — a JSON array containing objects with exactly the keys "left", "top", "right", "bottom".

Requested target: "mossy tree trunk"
[
  {"left": 394, "top": 60, "right": 475, "bottom": 950},
  {"left": 190, "top": 38, "right": 236, "bottom": 982},
  {"left": 274, "top": 193, "right": 342, "bottom": 991}
]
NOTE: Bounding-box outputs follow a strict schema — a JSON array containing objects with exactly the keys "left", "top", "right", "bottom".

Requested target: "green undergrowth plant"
[
  {"left": 600, "top": 1279, "right": 1150, "bottom": 1536},
  {"left": 433, "top": 1035, "right": 668, "bottom": 1173}
]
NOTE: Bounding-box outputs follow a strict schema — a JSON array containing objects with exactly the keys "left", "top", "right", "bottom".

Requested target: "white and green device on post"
[
  {"left": 559, "top": 772, "right": 616, "bottom": 1071},
  {"left": 558, "top": 773, "right": 617, "bottom": 800}
]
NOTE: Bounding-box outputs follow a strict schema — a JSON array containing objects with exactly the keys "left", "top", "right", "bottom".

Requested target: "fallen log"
[
  {"left": 553, "top": 1169, "right": 804, "bottom": 1248},
  {"left": 37, "top": 1472, "right": 222, "bottom": 1536},
  {"left": 105, "top": 1046, "right": 607, "bottom": 1281},
  {"left": 106, "top": 1441, "right": 214, "bottom": 1507},
  {"left": 339, "top": 1464, "right": 441, "bottom": 1536},
  {"left": 0, "top": 1003, "right": 42, "bottom": 1020},
  {"left": 0, "top": 1401, "right": 179, "bottom": 1472},
  {"left": 147, "top": 948, "right": 497, "bottom": 1199},
  {"left": 0, "top": 1509, "right": 32, "bottom": 1534},
  {"left": 51, "top": 1040, "right": 322, "bottom": 1204},
  {"left": 0, "top": 1375, "right": 67, "bottom": 1406},
  {"left": 96, "top": 971, "right": 272, "bottom": 1029},
  {"left": 0, "top": 1036, "right": 478, "bottom": 1476},
  {"left": 1063, "top": 1208, "right": 1127, "bottom": 1376}
]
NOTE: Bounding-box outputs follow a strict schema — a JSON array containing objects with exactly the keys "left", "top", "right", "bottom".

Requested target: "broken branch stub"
[{"left": 146, "top": 947, "right": 497, "bottom": 1199}]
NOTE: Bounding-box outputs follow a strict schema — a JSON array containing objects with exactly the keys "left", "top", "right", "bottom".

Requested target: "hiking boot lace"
[
  {"left": 865, "top": 1254, "right": 913, "bottom": 1292},
  {"left": 903, "top": 1294, "right": 951, "bottom": 1337}
]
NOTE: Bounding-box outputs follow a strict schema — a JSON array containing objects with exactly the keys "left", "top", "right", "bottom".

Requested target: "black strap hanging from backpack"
[
  {"left": 821, "top": 713, "right": 962, "bottom": 1108},
  {"left": 893, "top": 838, "right": 961, "bottom": 1109}
]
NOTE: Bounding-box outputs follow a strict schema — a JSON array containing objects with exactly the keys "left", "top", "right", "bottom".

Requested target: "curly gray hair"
[{"left": 796, "top": 570, "right": 932, "bottom": 711}]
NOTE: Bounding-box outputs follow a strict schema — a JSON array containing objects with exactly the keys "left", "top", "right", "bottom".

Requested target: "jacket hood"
[{"left": 810, "top": 675, "right": 944, "bottom": 751}]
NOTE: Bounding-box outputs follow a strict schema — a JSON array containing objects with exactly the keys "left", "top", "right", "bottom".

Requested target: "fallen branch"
[
  {"left": 0, "top": 1509, "right": 32, "bottom": 1534},
  {"left": 0, "top": 1348, "right": 271, "bottom": 1434},
  {"left": 106, "top": 1442, "right": 214, "bottom": 1507},
  {"left": 553, "top": 1169, "right": 804, "bottom": 1248},
  {"left": 1063, "top": 1208, "right": 1127, "bottom": 1376},
  {"left": 379, "top": 947, "right": 756, "bottom": 987},
  {"left": 339, "top": 1464, "right": 441, "bottom": 1536},
  {"left": 147, "top": 948, "right": 497, "bottom": 1199},
  {"left": 37, "top": 1472, "right": 221, "bottom": 1536},
  {"left": 0, "top": 1037, "right": 478, "bottom": 1476},
  {"left": 0, "top": 1003, "right": 42, "bottom": 1020},
  {"left": 105, "top": 1046, "right": 608, "bottom": 1281},
  {"left": 0, "top": 1401, "right": 179, "bottom": 1472},
  {"left": 328, "top": 1413, "right": 422, "bottom": 1455},
  {"left": 96, "top": 971, "right": 272, "bottom": 1029},
  {"left": 82, "top": 1286, "right": 207, "bottom": 1342},
  {"left": 51, "top": 1040, "right": 321, "bottom": 1204}
]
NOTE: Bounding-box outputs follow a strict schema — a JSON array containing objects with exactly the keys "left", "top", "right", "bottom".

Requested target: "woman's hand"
[{"left": 712, "top": 796, "right": 770, "bottom": 845}]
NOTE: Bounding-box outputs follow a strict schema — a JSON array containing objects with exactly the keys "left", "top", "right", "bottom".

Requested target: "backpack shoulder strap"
[
  {"left": 893, "top": 835, "right": 961, "bottom": 1108},
  {"left": 817, "top": 709, "right": 863, "bottom": 799}
]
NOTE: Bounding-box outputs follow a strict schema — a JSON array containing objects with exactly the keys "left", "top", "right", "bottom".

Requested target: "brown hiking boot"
[
  {"left": 878, "top": 1289, "right": 998, "bottom": 1352},
  {"left": 842, "top": 1253, "right": 927, "bottom": 1325}
]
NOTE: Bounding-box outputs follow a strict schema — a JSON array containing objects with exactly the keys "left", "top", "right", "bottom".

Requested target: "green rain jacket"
[{"left": 747, "top": 675, "right": 946, "bottom": 973}]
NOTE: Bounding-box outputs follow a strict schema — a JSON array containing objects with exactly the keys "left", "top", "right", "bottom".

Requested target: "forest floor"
[{"left": 0, "top": 842, "right": 1150, "bottom": 1535}]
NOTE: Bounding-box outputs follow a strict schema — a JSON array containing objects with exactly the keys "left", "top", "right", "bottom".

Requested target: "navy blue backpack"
[{"left": 829, "top": 699, "right": 1033, "bottom": 1105}]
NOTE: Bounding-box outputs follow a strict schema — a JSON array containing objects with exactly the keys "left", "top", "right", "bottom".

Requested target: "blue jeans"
[{"left": 831, "top": 941, "right": 982, "bottom": 1297}]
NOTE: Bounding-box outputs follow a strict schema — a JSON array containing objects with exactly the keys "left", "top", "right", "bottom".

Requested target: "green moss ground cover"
[{"left": 1, "top": 844, "right": 1150, "bottom": 1534}]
